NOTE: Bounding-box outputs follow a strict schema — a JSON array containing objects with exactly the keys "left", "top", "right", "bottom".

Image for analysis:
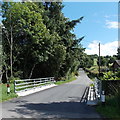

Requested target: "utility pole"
[{"left": 98, "top": 42, "right": 101, "bottom": 76}]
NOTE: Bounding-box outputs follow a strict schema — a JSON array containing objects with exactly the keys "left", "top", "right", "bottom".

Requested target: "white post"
[
  {"left": 101, "top": 91, "right": 105, "bottom": 105},
  {"left": 34, "top": 79, "right": 35, "bottom": 89},
  {"left": 7, "top": 83, "right": 10, "bottom": 94}
]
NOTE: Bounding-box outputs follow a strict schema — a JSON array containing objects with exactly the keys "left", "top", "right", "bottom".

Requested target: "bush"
[
  {"left": 9, "top": 76, "right": 20, "bottom": 83},
  {"left": 102, "top": 71, "right": 120, "bottom": 80}
]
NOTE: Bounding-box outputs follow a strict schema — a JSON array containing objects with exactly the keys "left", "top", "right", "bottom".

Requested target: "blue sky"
[{"left": 62, "top": 2, "right": 118, "bottom": 56}]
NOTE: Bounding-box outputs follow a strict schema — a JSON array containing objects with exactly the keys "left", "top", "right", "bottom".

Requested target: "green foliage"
[
  {"left": 97, "top": 55, "right": 117, "bottom": 68},
  {"left": 102, "top": 71, "right": 120, "bottom": 80},
  {"left": 80, "top": 53, "right": 94, "bottom": 68},
  {"left": 102, "top": 71, "right": 115, "bottom": 80},
  {"left": 9, "top": 76, "right": 20, "bottom": 83},
  {"left": 97, "top": 56, "right": 106, "bottom": 66},
  {"left": 2, "top": 2, "right": 85, "bottom": 82}
]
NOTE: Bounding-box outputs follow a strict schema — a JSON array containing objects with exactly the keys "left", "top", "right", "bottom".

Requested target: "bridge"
[{"left": 2, "top": 69, "right": 101, "bottom": 118}]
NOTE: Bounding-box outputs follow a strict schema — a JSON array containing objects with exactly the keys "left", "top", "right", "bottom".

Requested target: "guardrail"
[
  {"left": 14, "top": 77, "right": 55, "bottom": 93},
  {"left": 93, "top": 77, "right": 102, "bottom": 100}
]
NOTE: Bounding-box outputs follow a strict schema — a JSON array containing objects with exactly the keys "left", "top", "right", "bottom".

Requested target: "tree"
[
  {"left": 108, "top": 56, "right": 116, "bottom": 64},
  {"left": 2, "top": 2, "right": 55, "bottom": 79},
  {"left": 2, "top": 2, "right": 85, "bottom": 82},
  {"left": 2, "top": 3, "right": 14, "bottom": 78},
  {"left": 35, "top": 2, "right": 85, "bottom": 78},
  {"left": 97, "top": 56, "right": 106, "bottom": 66},
  {"left": 79, "top": 53, "right": 94, "bottom": 68}
]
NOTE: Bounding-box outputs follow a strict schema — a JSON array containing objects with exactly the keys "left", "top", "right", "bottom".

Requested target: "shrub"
[
  {"left": 102, "top": 71, "right": 120, "bottom": 80},
  {"left": 9, "top": 76, "right": 20, "bottom": 83}
]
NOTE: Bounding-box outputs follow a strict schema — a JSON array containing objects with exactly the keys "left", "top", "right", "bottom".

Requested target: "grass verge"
[
  {"left": 0, "top": 83, "right": 18, "bottom": 102},
  {"left": 55, "top": 76, "right": 76, "bottom": 85},
  {"left": 96, "top": 96, "right": 120, "bottom": 118}
]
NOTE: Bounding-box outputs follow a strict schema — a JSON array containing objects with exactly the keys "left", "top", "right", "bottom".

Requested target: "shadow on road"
[{"left": 9, "top": 101, "right": 100, "bottom": 118}]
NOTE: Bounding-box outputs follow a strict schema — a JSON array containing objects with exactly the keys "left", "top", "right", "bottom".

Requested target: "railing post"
[
  {"left": 14, "top": 80, "right": 16, "bottom": 93},
  {"left": 50, "top": 77, "right": 52, "bottom": 84},
  {"left": 39, "top": 78, "right": 41, "bottom": 87},
  {"left": 99, "top": 80, "right": 102, "bottom": 100},
  {"left": 34, "top": 79, "right": 35, "bottom": 89}
]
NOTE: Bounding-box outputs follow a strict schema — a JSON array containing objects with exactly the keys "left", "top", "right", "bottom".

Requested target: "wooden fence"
[
  {"left": 14, "top": 77, "right": 55, "bottom": 93},
  {"left": 92, "top": 78, "right": 120, "bottom": 101},
  {"left": 102, "top": 80, "right": 120, "bottom": 96}
]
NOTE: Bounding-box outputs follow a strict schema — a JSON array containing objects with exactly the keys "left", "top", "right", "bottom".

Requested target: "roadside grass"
[
  {"left": 55, "top": 76, "right": 76, "bottom": 85},
  {"left": 0, "top": 83, "right": 18, "bottom": 102},
  {"left": 96, "top": 96, "right": 120, "bottom": 118}
]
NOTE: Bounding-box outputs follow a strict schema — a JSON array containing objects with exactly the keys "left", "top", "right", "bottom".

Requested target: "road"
[{"left": 2, "top": 69, "right": 101, "bottom": 118}]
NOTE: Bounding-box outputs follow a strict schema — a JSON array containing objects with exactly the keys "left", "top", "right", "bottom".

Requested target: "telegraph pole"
[{"left": 98, "top": 42, "right": 101, "bottom": 76}]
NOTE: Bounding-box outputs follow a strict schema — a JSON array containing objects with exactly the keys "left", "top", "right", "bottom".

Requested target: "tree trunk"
[
  {"left": 29, "top": 64, "right": 36, "bottom": 79},
  {"left": 5, "top": 66, "right": 8, "bottom": 82},
  {"left": 9, "top": 12, "right": 13, "bottom": 78},
  {"left": 10, "top": 23, "right": 13, "bottom": 78},
  {"left": 10, "top": 41, "right": 13, "bottom": 77},
  {"left": 0, "top": 70, "right": 3, "bottom": 82}
]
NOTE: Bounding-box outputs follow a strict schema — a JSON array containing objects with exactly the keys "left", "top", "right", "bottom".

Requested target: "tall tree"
[
  {"left": 2, "top": 2, "right": 85, "bottom": 81},
  {"left": 2, "top": 2, "right": 55, "bottom": 79}
]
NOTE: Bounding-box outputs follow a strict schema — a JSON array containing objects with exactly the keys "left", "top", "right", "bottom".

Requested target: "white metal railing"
[
  {"left": 14, "top": 77, "right": 55, "bottom": 93},
  {"left": 87, "top": 78, "right": 102, "bottom": 102},
  {"left": 93, "top": 77, "right": 102, "bottom": 100}
]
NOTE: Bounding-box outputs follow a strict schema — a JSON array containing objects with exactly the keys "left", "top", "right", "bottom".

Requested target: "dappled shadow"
[
  {"left": 9, "top": 101, "right": 100, "bottom": 118},
  {"left": 9, "top": 100, "right": 28, "bottom": 104}
]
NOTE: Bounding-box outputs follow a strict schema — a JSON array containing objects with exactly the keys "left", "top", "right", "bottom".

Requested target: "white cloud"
[
  {"left": 106, "top": 20, "right": 120, "bottom": 29},
  {"left": 104, "top": 15, "right": 110, "bottom": 19},
  {"left": 104, "top": 15, "right": 117, "bottom": 19},
  {"left": 85, "top": 40, "right": 118, "bottom": 56}
]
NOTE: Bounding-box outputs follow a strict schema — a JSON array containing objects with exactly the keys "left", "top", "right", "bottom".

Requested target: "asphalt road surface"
[{"left": 2, "top": 69, "right": 101, "bottom": 119}]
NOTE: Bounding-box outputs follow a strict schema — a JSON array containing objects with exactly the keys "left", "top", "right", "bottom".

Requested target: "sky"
[{"left": 62, "top": 2, "right": 119, "bottom": 56}]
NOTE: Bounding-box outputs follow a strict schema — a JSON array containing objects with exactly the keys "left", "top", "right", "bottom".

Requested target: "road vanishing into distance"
[{"left": 2, "top": 69, "right": 101, "bottom": 119}]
